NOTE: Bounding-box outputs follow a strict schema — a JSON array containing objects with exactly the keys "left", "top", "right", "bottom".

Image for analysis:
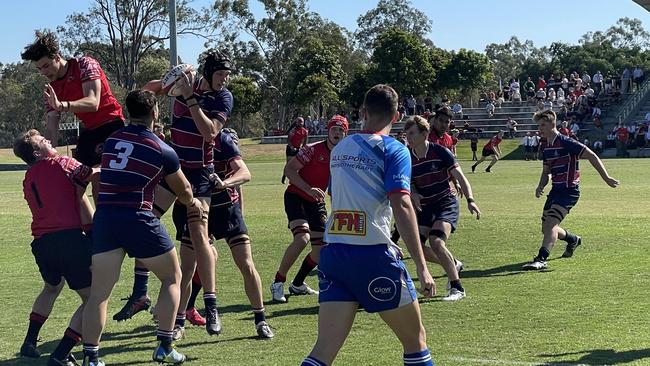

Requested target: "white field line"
[{"left": 443, "top": 356, "right": 607, "bottom": 366}]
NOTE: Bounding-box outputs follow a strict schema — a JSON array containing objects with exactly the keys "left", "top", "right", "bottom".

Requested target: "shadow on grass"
[
  {"left": 459, "top": 261, "right": 554, "bottom": 278},
  {"left": 269, "top": 305, "right": 319, "bottom": 318},
  {"left": 0, "top": 164, "right": 26, "bottom": 172},
  {"left": 538, "top": 348, "right": 650, "bottom": 365}
]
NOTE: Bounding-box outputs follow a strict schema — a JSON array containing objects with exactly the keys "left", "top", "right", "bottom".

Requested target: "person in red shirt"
[
  {"left": 471, "top": 131, "right": 504, "bottom": 173},
  {"left": 427, "top": 106, "right": 455, "bottom": 150},
  {"left": 558, "top": 121, "right": 571, "bottom": 136},
  {"left": 13, "top": 129, "right": 98, "bottom": 365},
  {"left": 282, "top": 116, "right": 309, "bottom": 184},
  {"left": 270, "top": 115, "right": 348, "bottom": 303},
  {"left": 20, "top": 31, "right": 125, "bottom": 169},
  {"left": 615, "top": 124, "right": 630, "bottom": 157},
  {"left": 537, "top": 75, "right": 546, "bottom": 91}
]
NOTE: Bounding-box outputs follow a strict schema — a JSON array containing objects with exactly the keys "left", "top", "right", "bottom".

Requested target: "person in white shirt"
[
  {"left": 452, "top": 102, "right": 463, "bottom": 119},
  {"left": 585, "top": 86, "right": 595, "bottom": 98},
  {"left": 531, "top": 131, "right": 541, "bottom": 160},
  {"left": 581, "top": 72, "right": 591, "bottom": 85},
  {"left": 486, "top": 101, "right": 495, "bottom": 118},
  {"left": 592, "top": 71, "right": 604, "bottom": 95},
  {"left": 522, "top": 132, "right": 534, "bottom": 160},
  {"left": 645, "top": 111, "right": 650, "bottom": 123},
  {"left": 548, "top": 88, "right": 556, "bottom": 103},
  {"left": 506, "top": 116, "right": 518, "bottom": 138},
  {"left": 633, "top": 66, "right": 644, "bottom": 91},
  {"left": 592, "top": 106, "right": 602, "bottom": 119},
  {"left": 570, "top": 120, "right": 580, "bottom": 137}
]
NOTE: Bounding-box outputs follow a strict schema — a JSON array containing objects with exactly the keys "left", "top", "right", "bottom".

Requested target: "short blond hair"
[
  {"left": 533, "top": 109, "right": 557, "bottom": 126},
  {"left": 403, "top": 115, "right": 429, "bottom": 133}
]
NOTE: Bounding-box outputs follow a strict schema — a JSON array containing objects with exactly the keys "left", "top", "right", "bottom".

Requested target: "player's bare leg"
[
  {"left": 379, "top": 301, "right": 433, "bottom": 364},
  {"left": 271, "top": 221, "right": 310, "bottom": 302},
  {"left": 302, "top": 302, "right": 358, "bottom": 365}
]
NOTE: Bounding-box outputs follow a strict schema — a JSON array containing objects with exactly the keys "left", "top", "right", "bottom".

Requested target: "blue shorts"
[
  {"left": 160, "top": 165, "right": 215, "bottom": 198},
  {"left": 544, "top": 186, "right": 580, "bottom": 213},
  {"left": 93, "top": 206, "right": 175, "bottom": 258},
  {"left": 416, "top": 195, "right": 459, "bottom": 233},
  {"left": 318, "top": 243, "right": 417, "bottom": 313}
]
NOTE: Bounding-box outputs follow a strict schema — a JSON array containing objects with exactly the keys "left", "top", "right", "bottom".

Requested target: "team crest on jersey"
[
  {"left": 329, "top": 210, "right": 366, "bottom": 236},
  {"left": 318, "top": 154, "right": 326, "bottom": 162}
]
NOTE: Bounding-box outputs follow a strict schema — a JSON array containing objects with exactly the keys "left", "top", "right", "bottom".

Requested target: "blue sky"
[{"left": 2, "top": 0, "right": 650, "bottom": 66}]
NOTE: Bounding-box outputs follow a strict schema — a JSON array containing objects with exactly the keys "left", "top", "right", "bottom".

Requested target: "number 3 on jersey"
[{"left": 109, "top": 141, "right": 134, "bottom": 169}]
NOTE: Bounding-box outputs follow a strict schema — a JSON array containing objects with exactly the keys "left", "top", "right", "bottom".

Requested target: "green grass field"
[{"left": 1, "top": 140, "right": 649, "bottom": 366}]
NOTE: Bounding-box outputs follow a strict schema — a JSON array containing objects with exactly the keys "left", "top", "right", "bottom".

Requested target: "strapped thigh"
[{"left": 227, "top": 234, "right": 250, "bottom": 249}]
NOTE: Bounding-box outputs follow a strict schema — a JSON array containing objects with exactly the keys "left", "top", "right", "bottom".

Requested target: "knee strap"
[
  {"left": 187, "top": 209, "right": 209, "bottom": 224},
  {"left": 419, "top": 234, "right": 428, "bottom": 245},
  {"left": 310, "top": 237, "right": 325, "bottom": 246},
  {"left": 429, "top": 229, "right": 448, "bottom": 243},
  {"left": 291, "top": 225, "right": 310, "bottom": 236},
  {"left": 227, "top": 235, "right": 250, "bottom": 249}
]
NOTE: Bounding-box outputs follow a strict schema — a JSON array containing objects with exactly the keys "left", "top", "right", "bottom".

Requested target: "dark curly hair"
[{"left": 21, "top": 31, "right": 60, "bottom": 61}]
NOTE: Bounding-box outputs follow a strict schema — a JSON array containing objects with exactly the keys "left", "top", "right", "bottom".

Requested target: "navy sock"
[
  {"left": 175, "top": 313, "right": 186, "bottom": 327},
  {"left": 563, "top": 230, "right": 577, "bottom": 244},
  {"left": 204, "top": 292, "right": 217, "bottom": 309},
  {"left": 404, "top": 349, "right": 434, "bottom": 366},
  {"left": 292, "top": 254, "right": 317, "bottom": 287},
  {"left": 450, "top": 280, "right": 464, "bottom": 292},
  {"left": 25, "top": 312, "right": 47, "bottom": 345},
  {"left": 132, "top": 266, "right": 149, "bottom": 299},
  {"left": 537, "top": 247, "right": 550, "bottom": 261},
  {"left": 157, "top": 329, "right": 173, "bottom": 353},
  {"left": 301, "top": 356, "right": 327, "bottom": 366},
  {"left": 83, "top": 343, "right": 99, "bottom": 363},
  {"left": 253, "top": 308, "right": 266, "bottom": 324},
  {"left": 51, "top": 328, "right": 81, "bottom": 361}
]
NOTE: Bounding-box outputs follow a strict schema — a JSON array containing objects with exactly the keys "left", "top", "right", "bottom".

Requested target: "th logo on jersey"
[{"left": 329, "top": 210, "right": 366, "bottom": 236}]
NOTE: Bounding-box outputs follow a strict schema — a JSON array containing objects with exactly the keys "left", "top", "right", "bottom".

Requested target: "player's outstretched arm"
[
  {"left": 284, "top": 157, "right": 325, "bottom": 201},
  {"left": 143, "top": 79, "right": 164, "bottom": 95},
  {"left": 580, "top": 147, "right": 620, "bottom": 188},
  {"left": 536, "top": 165, "right": 551, "bottom": 198},
  {"left": 45, "top": 111, "right": 61, "bottom": 147},
  {"left": 450, "top": 167, "right": 481, "bottom": 219},
  {"left": 390, "top": 192, "right": 435, "bottom": 298}
]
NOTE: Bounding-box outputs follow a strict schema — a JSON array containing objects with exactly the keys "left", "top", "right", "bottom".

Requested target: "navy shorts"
[
  {"left": 544, "top": 186, "right": 580, "bottom": 213},
  {"left": 481, "top": 147, "right": 496, "bottom": 157},
  {"left": 416, "top": 195, "right": 459, "bottom": 233},
  {"left": 173, "top": 201, "right": 248, "bottom": 245},
  {"left": 31, "top": 229, "right": 92, "bottom": 290},
  {"left": 284, "top": 190, "right": 327, "bottom": 232},
  {"left": 318, "top": 243, "right": 417, "bottom": 313},
  {"left": 93, "top": 207, "right": 175, "bottom": 258},
  {"left": 74, "top": 119, "right": 125, "bottom": 166},
  {"left": 159, "top": 165, "right": 215, "bottom": 198},
  {"left": 286, "top": 145, "right": 299, "bottom": 158}
]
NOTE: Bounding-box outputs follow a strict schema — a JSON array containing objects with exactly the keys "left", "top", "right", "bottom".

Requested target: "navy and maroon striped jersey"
[
  {"left": 98, "top": 124, "right": 180, "bottom": 210},
  {"left": 542, "top": 134, "right": 586, "bottom": 188},
  {"left": 23, "top": 156, "right": 92, "bottom": 237},
  {"left": 170, "top": 78, "right": 233, "bottom": 169},
  {"left": 410, "top": 142, "right": 458, "bottom": 205},
  {"left": 211, "top": 130, "right": 241, "bottom": 207}
]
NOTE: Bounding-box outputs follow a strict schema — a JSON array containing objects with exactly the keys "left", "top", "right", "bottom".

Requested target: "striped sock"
[
  {"left": 253, "top": 307, "right": 266, "bottom": 325},
  {"left": 83, "top": 343, "right": 99, "bottom": 363},
  {"left": 175, "top": 313, "right": 186, "bottom": 327},
  {"left": 133, "top": 266, "right": 150, "bottom": 299},
  {"left": 203, "top": 292, "right": 217, "bottom": 308},
  {"left": 404, "top": 349, "right": 434, "bottom": 365},
  {"left": 301, "top": 356, "right": 327, "bottom": 366},
  {"left": 157, "top": 329, "right": 173, "bottom": 352}
]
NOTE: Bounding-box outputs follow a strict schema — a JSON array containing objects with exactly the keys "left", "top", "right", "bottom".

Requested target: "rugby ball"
[{"left": 161, "top": 63, "right": 194, "bottom": 96}]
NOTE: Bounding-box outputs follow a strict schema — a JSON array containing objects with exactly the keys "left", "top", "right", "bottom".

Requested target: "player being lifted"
[
  {"left": 404, "top": 116, "right": 481, "bottom": 301},
  {"left": 301, "top": 85, "right": 435, "bottom": 366},
  {"left": 471, "top": 131, "right": 504, "bottom": 173},
  {"left": 14, "top": 130, "right": 97, "bottom": 366},
  {"left": 270, "top": 116, "right": 348, "bottom": 302},
  {"left": 523, "top": 110, "right": 619, "bottom": 270}
]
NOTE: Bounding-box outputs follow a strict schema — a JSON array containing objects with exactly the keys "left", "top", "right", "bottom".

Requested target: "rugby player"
[
  {"left": 282, "top": 117, "right": 309, "bottom": 184},
  {"left": 471, "top": 131, "right": 504, "bottom": 173}
]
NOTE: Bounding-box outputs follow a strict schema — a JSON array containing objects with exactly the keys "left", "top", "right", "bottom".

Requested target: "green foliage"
[
  {"left": 438, "top": 49, "right": 493, "bottom": 93},
  {"left": 354, "top": 0, "right": 432, "bottom": 51},
  {"left": 228, "top": 75, "right": 263, "bottom": 137}
]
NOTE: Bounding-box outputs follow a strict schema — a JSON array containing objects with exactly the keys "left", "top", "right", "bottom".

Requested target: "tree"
[
  {"left": 368, "top": 28, "right": 435, "bottom": 98},
  {"left": 228, "top": 75, "right": 262, "bottom": 137},
  {"left": 354, "top": 0, "right": 432, "bottom": 51},
  {"left": 57, "top": 0, "right": 217, "bottom": 89},
  {"left": 438, "top": 49, "right": 493, "bottom": 96}
]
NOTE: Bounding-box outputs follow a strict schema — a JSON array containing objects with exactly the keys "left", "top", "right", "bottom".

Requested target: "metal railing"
[{"left": 616, "top": 78, "right": 650, "bottom": 125}]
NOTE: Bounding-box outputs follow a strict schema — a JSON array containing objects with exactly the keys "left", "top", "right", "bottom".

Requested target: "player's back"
[
  {"left": 325, "top": 133, "right": 411, "bottom": 246},
  {"left": 98, "top": 124, "right": 178, "bottom": 211}
]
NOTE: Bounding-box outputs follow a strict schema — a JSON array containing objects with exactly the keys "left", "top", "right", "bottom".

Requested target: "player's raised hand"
[
  {"left": 44, "top": 84, "right": 62, "bottom": 111},
  {"left": 417, "top": 268, "right": 436, "bottom": 298},
  {"left": 535, "top": 185, "right": 544, "bottom": 198},
  {"left": 604, "top": 176, "right": 620, "bottom": 188},
  {"left": 177, "top": 70, "right": 195, "bottom": 99},
  {"left": 308, "top": 187, "right": 326, "bottom": 202}
]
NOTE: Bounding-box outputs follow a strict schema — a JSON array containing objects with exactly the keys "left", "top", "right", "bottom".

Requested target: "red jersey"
[
  {"left": 559, "top": 127, "right": 570, "bottom": 136},
  {"left": 287, "top": 140, "right": 331, "bottom": 202},
  {"left": 288, "top": 127, "right": 308, "bottom": 149},
  {"left": 23, "top": 156, "right": 92, "bottom": 238},
  {"left": 616, "top": 127, "right": 630, "bottom": 142},
  {"left": 428, "top": 131, "right": 455, "bottom": 150},
  {"left": 46, "top": 56, "right": 124, "bottom": 130},
  {"left": 484, "top": 135, "right": 502, "bottom": 150}
]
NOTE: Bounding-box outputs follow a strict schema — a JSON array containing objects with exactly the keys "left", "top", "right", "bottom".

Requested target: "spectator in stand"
[
  {"left": 531, "top": 131, "right": 541, "bottom": 160},
  {"left": 496, "top": 93, "right": 505, "bottom": 108},
  {"left": 512, "top": 89, "right": 522, "bottom": 105},
  {"left": 593, "top": 116, "right": 603, "bottom": 129},
  {"left": 154, "top": 123, "right": 165, "bottom": 140},
  {"left": 622, "top": 67, "right": 631, "bottom": 94},
  {"left": 548, "top": 88, "right": 556, "bottom": 104},
  {"left": 506, "top": 116, "right": 518, "bottom": 139},
  {"left": 452, "top": 102, "right": 463, "bottom": 120},
  {"left": 592, "top": 71, "right": 604, "bottom": 95},
  {"left": 633, "top": 66, "right": 644, "bottom": 91},
  {"left": 469, "top": 131, "right": 479, "bottom": 161},
  {"left": 396, "top": 130, "right": 408, "bottom": 146},
  {"left": 486, "top": 90, "right": 496, "bottom": 104},
  {"left": 510, "top": 78, "right": 521, "bottom": 98},
  {"left": 441, "top": 94, "right": 450, "bottom": 107},
  {"left": 424, "top": 93, "right": 434, "bottom": 112},
  {"left": 627, "top": 122, "right": 636, "bottom": 138},
  {"left": 561, "top": 74, "right": 569, "bottom": 92},
  {"left": 502, "top": 83, "right": 511, "bottom": 101},
  {"left": 526, "top": 87, "right": 535, "bottom": 104},
  {"left": 569, "top": 119, "right": 580, "bottom": 139},
  {"left": 585, "top": 85, "right": 595, "bottom": 99},
  {"left": 535, "top": 88, "right": 547, "bottom": 102},
  {"left": 416, "top": 96, "right": 425, "bottom": 115},
  {"left": 582, "top": 71, "right": 591, "bottom": 86},
  {"left": 522, "top": 132, "right": 534, "bottom": 161},
  {"left": 398, "top": 102, "right": 407, "bottom": 119},
  {"left": 593, "top": 139, "right": 603, "bottom": 154},
  {"left": 406, "top": 95, "right": 416, "bottom": 115},
  {"left": 615, "top": 123, "right": 630, "bottom": 157},
  {"left": 592, "top": 105, "right": 602, "bottom": 120},
  {"left": 559, "top": 121, "right": 571, "bottom": 136},
  {"left": 543, "top": 99, "right": 554, "bottom": 111},
  {"left": 537, "top": 76, "right": 546, "bottom": 91},
  {"left": 635, "top": 122, "right": 648, "bottom": 156},
  {"left": 556, "top": 87, "right": 566, "bottom": 105},
  {"left": 524, "top": 77, "right": 535, "bottom": 101},
  {"left": 486, "top": 101, "right": 495, "bottom": 118},
  {"left": 645, "top": 111, "right": 650, "bottom": 124},
  {"left": 575, "top": 75, "right": 583, "bottom": 90}
]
